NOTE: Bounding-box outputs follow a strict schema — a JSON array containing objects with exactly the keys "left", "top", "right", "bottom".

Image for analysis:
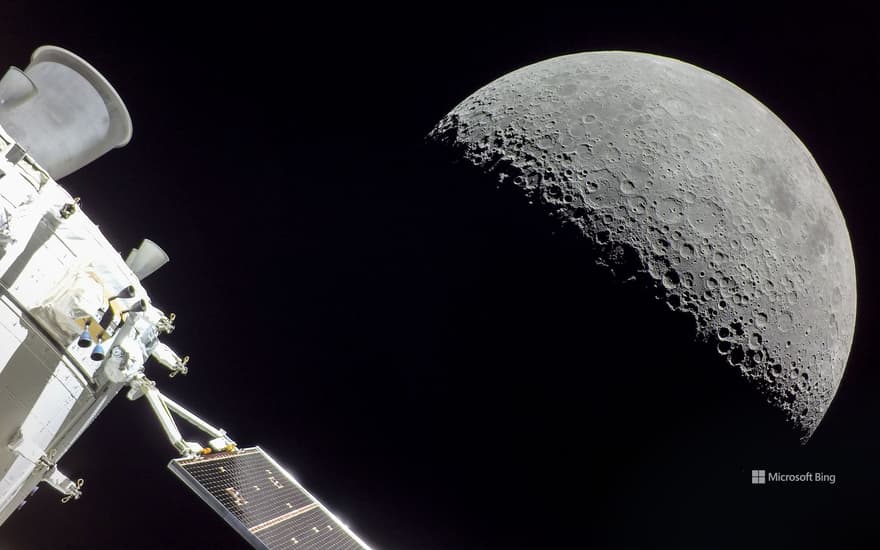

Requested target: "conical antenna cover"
[
  {"left": 126, "top": 239, "right": 169, "bottom": 280},
  {"left": 0, "top": 45, "right": 133, "bottom": 179}
]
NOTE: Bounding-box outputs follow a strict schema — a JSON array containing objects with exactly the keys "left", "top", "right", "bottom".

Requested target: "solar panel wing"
[{"left": 168, "top": 447, "right": 370, "bottom": 550}]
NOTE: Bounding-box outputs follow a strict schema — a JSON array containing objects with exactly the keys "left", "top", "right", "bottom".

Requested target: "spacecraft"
[{"left": 0, "top": 46, "right": 369, "bottom": 549}]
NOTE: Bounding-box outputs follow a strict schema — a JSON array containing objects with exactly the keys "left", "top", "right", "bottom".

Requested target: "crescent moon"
[{"left": 429, "top": 51, "right": 856, "bottom": 441}]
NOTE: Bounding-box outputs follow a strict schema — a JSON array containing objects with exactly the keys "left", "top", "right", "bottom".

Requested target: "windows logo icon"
[{"left": 751, "top": 470, "right": 766, "bottom": 485}]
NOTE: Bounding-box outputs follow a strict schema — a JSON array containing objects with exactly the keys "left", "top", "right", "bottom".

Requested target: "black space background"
[{"left": 0, "top": 3, "right": 878, "bottom": 549}]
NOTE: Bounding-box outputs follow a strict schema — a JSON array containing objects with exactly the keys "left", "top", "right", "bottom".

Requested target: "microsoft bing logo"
[{"left": 749, "top": 469, "right": 836, "bottom": 485}]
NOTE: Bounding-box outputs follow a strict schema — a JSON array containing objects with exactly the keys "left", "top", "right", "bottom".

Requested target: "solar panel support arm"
[
  {"left": 131, "top": 375, "right": 206, "bottom": 457},
  {"left": 160, "top": 394, "right": 237, "bottom": 452},
  {"left": 129, "top": 374, "right": 236, "bottom": 457}
]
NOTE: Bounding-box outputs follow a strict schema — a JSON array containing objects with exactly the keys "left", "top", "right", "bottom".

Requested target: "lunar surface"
[{"left": 428, "top": 51, "right": 856, "bottom": 441}]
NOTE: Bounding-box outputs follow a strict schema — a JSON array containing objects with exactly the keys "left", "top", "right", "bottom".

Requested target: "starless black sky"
[{"left": 1, "top": 3, "right": 879, "bottom": 549}]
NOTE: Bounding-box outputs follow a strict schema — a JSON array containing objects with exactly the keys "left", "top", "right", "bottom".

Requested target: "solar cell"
[{"left": 168, "top": 447, "right": 369, "bottom": 550}]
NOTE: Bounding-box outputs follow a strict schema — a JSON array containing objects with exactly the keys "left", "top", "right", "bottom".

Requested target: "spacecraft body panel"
[
  {"left": 0, "top": 46, "right": 372, "bottom": 549},
  {"left": 0, "top": 124, "right": 157, "bottom": 524}
]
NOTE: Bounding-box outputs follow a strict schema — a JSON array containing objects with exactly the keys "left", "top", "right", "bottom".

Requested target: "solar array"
[{"left": 168, "top": 447, "right": 369, "bottom": 550}]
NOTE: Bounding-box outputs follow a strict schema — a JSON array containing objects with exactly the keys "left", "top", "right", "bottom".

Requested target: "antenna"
[
  {"left": 126, "top": 239, "right": 170, "bottom": 280},
  {"left": 0, "top": 45, "right": 133, "bottom": 179}
]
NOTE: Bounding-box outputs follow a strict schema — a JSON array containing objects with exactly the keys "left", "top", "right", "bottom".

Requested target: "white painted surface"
[{"left": 0, "top": 121, "right": 162, "bottom": 523}]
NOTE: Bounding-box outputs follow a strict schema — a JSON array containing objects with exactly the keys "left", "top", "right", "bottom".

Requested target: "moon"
[{"left": 428, "top": 51, "right": 856, "bottom": 441}]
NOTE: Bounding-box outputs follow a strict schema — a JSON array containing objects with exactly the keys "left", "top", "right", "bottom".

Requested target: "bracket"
[{"left": 8, "top": 432, "right": 83, "bottom": 502}]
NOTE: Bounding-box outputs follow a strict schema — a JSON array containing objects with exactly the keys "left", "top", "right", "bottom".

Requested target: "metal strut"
[
  {"left": 7, "top": 433, "right": 84, "bottom": 502},
  {"left": 128, "top": 375, "right": 236, "bottom": 457}
]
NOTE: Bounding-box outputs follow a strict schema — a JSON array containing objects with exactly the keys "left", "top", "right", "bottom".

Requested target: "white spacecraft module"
[{"left": 0, "top": 46, "right": 370, "bottom": 550}]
